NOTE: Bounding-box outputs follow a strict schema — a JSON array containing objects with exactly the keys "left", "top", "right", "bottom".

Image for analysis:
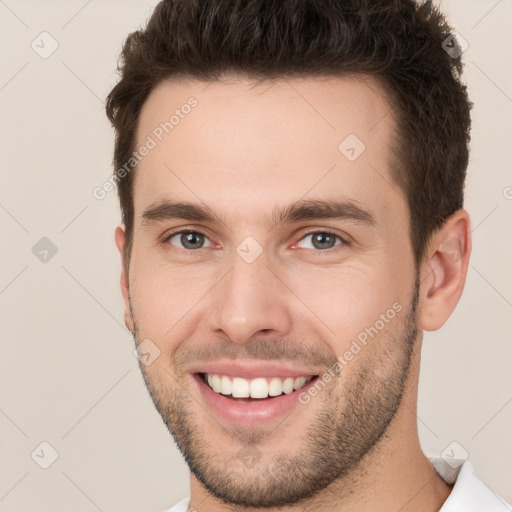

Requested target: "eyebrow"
[
  {"left": 270, "top": 199, "right": 376, "bottom": 228},
  {"left": 141, "top": 198, "right": 376, "bottom": 229}
]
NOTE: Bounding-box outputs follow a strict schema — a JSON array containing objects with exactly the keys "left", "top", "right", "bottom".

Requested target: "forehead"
[{"left": 133, "top": 75, "right": 404, "bottom": 225}]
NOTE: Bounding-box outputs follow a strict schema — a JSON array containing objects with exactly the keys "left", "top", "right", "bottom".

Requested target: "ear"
[
  {"left": 419, "top": 209, "right": 472, "bottom": 331},
  {"left": 115, "top": 225, "right": 135, "bottom": 333}
]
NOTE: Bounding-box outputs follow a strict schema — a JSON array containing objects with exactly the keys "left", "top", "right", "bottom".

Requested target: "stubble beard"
[{"left": 133, "top": 283, "right": 419, "bottom": 508}]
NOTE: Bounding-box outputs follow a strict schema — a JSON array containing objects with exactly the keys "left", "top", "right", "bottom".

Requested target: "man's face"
[{"left": 122, "top": 75, "right": 419, "bottom": 506}]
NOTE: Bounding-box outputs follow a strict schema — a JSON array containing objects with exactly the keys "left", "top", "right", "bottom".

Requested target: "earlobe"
[
  {"left": 115, "top": 225, "right": 135, "bottom": 334},
  {"left": 419, "top": 210, "right": 471, "bottom": 331}
]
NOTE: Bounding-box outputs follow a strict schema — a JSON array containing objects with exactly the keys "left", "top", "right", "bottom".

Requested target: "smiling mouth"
[{"left": 197, "top": 372, "right": 319, "bottom": 401}]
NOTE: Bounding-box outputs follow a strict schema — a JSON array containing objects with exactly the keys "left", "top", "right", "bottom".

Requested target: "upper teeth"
[{"left": 205, "top": 374, "right": 313, "bottom": 399}]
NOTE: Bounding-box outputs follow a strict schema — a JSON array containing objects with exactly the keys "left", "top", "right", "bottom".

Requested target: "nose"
[{"left": 205, "top": 251, "right": 293, "bottom": 345}]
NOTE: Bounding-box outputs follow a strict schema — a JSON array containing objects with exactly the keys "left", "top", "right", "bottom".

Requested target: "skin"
[{"left": 115, "top": 74, "right": 471, "bottom": 511}]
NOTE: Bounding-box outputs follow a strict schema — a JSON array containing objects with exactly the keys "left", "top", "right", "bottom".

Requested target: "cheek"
[
  {"left": 283, "top": 262, "right": 407, "bottom": 354},
  {"left": 129, "top": 257, "right": 214, "bottom": 339}
]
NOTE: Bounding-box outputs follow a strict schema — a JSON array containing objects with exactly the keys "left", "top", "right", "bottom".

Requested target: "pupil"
[
  {"left": 313, "top": 233, "right": 335, "bottom": 249},
  {"left": 182, "top": 232, "right": 204, "bottom": 249}
]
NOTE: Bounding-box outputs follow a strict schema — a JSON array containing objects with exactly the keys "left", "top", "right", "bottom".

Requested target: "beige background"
[{"left": 1, "top": 0, "right": 511, "bottom": 510}]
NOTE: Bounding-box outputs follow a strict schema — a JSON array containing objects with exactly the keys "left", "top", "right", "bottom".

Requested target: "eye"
[
  {"left": 165, "top": 230, "right": 213, "bottom": 250},
  {"left": 296, "top": 231, "right": 344, "bottom": 250}
]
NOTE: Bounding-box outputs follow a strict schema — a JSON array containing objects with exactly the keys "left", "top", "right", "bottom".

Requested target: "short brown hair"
[{"left": 106, "top": 0, "right": 472, "bottom": 268}]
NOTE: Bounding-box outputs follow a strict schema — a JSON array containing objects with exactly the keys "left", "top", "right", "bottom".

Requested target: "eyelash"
[{"left": 161, "top": 228, "right": 348, "bottom": 253}]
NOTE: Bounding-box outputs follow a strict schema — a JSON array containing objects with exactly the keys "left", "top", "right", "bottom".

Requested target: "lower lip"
[{"left": 193, "top": 373, "right": 318, "bottom": 427}]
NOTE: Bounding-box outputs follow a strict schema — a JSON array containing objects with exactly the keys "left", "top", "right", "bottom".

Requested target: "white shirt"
[
  {"left": 164, "top": 458, "right": 511, "bottom": 511},
  {"left": 431, "top": 458, "right": 510, "bottom": 511}
]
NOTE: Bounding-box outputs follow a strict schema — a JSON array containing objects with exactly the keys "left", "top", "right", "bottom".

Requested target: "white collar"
[{"left": 429, "top": 458, "right": 511, "bottom": 511}]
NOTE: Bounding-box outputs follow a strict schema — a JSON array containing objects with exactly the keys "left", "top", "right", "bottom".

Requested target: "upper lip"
[{"left": 189, "top": 360, "right": 321, "bottom": 380}]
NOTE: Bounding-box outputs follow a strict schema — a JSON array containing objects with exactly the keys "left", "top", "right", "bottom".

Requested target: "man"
[{"left": 105, "top": 0, "right": 510, "bottom": 510}]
